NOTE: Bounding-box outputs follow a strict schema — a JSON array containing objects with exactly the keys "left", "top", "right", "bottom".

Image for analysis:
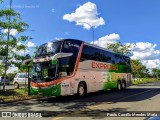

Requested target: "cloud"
[
  {"left": 17, "top": 42, "right": 35, "bottom": 47},
  {"left": 27, "top": 41, "right": 35, "bottom": 47},
  {"left": 130, "top": 42, "right": 160, "bottom": 60},
  {"left": 14, "top": 42, "right": 35, "bottom": 55},
  {"left": 141, "top": 59, "right": 160, "bottom": 69},
  {"left": 91, "top": 33, "right": 120, "bottom": 48},
  {"left": 12, "top": 48, "right": 30, "bottom": 55},
  {"left": 51, "top": 8, "right": 55, "bottom": 13},
  {"left": 17, "top": 42, "right": 22, "bottom": 46},
  {"left": 7, "top": 66, "right": 18, "bottom": 73},
  {"left": 65, "top": 32, "right": 69, "bottom": 35},
  {"left": 3, "top": 29, "right": 18, "bottom": 36},
  {"left": 126, "top": 42, "right": 160, "bottom": 69},
  {"left": 131, "top": 42, "right": 157, "bottom": 52},
  {"left": 63, "top": 2, "right": 105, "bottom": 30},
  {"left": 55, "top": 37, "right": 64, "bottom": 40}
]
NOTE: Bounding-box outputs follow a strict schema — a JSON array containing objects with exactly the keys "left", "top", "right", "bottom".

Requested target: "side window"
[
  {"left": 36, "top": 44, "right": 46, "bottom": 57},
  {"left": 81, "top": 45, "right": 102, "bottom": 61},
  {"left": 101, "top": 50, "right": 112, "bottom": 63},
  {"left": 115, "top": 54, "right": 120, "bottom": 64},
  {"left": 60, "top": 40, "right": 82, "bottom": 76},
  {"left": 110, "top": 53, "right": 115, "bottom": 64},
  {"left": 81, "top": 45, "right": 117, "bottom": 64},
  {"left": 61, "top": 40, "right": 81, "bottom": 56},
  {"left": 114, "top": 54, "right": 130, "bottom": 66},
  {"left": 90, "top": 47, "right": 101, "bottom": 61},
  {"left": 81, "top": 45, "right": 92, "bottom": 61},
  {"left": 23, "top": 74, "right": 27, "bottom": 78},
  {"left": 15, "top": 74, "right": 18, "bottom": 78},
  {"left": 18, "top": 74, "right": 23, "bottom": 78},
  {"left": 124, "top": 56, "right": 130, "bottom": 66}
]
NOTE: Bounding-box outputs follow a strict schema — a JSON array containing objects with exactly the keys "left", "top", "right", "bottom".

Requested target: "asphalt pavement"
[{"left": 0, "top": 84, "right": 25, "bottom": 90}]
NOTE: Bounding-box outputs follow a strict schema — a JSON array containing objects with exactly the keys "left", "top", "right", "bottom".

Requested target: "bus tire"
[
  {"left": 77, "top": 82, "right": 86, "bottom": 97},
  {"left": 117, "top": 81, "right": 122, "bottom": 91},
  {"left": 14, "top": 82, "right": 19, "bottom": 89},
  {"left": 122, "top": 80, "right": 126, "bottom": 90}
]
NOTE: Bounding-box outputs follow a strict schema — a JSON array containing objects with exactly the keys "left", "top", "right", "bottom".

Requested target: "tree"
[
  {"left": 152, "top": 68, "right": 160, "bottom": 79},
  {"left": 131, "top": 59, "right": 149, "bottom": 79},
  {"left": 0, "top": 0, "right": 32, "bottom": 90},
  {"left": 32, "top": 46, "right": 39, "bottom": 58},
  {"left": 0, "top": 63, "right": 4, "bottom": 76},
  {"left": 107, "top": 42, "right": 131, "bottom": 55},
  {"left": 12, "top": 54, "right": 31, "bottom": 72}
]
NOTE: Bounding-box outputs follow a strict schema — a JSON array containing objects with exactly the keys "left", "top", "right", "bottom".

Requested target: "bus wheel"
[
  {"left": 122, "top": 81, "right": 126, "bottom": 90},
  {"left": 14, "top": 82, "right": 19, "bottom": 89},
  {"left": 77, "top": 82, "right": 86, "bottom": 97},
  {"left": 117, "top": 81, "right": 122, "bottom": 91}
]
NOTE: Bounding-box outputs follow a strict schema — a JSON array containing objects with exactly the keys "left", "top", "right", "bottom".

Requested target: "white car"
[{"left": 13, "top": 73, "right": 29, "bottom": 88}]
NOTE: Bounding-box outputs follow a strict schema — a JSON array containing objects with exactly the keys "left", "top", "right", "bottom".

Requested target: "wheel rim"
[
  {"left": 14, "top": 83, "right": 18, "bottom": 88},
  {"left": 79, "top": 86, "right": 84, "bottom": 96},
  {"left": 122, "top": 82, "right": 125, "bottom": 89},
  {"left": 118, "top": 82, "right": 121, "bottom": 90}
]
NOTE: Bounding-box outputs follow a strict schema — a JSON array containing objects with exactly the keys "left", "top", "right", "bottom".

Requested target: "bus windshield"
[
  {"left": 32, "top": 61, "right": 59, "bottom": 82},
  {"left": 31, "top": 56, "right": 75, "bottom": 83}
]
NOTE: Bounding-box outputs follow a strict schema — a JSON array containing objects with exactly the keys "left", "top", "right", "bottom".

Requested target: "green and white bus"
[{"left": 30, "top": 39, "right": 131, "bottom": 97}]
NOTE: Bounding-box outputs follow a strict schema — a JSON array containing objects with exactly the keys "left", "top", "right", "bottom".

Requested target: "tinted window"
[
  {"left": 81, "top": 45, "right": 130, "bottom": 66},
  {"left": 81, "top": 45, "right": 102, "bottom": 61},
  {"left": 81, "top": 45, "right": 115, "bottom": 63},
  {"left": 58, "top": 57, "right": 74, "bottom": 76},
  {"left": 35, "top": 41, "right": 62, "bottom": 58},
  {"left": 115, "top": 54, "right": 130, "bottom": 66},
  {"left": 61, "top": 40, "right": 82, "bottom": 56},
  {"left": 61, "top": 40, "right": 82, "bottom": 74},
  {"left": 100, "top": 50, "right": 113, "bottom": 63},
  {"left": 81, "top": 45, "right": 91, "bottom": 61},
  {"left": 23, "top": 74, "right": 27, "bottom": 78},
  {"left": 18, "top": 74, "right": 24, "bottom": 78}
]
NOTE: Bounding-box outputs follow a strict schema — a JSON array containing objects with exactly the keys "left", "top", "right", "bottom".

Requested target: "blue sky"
[{"left": 1, "top": 0, "right": 160, "bottom": 70}]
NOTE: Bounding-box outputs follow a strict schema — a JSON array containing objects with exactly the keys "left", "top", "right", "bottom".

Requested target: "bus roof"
[{"left": 43, "top": 39, "right": 130, "bottom": 58}]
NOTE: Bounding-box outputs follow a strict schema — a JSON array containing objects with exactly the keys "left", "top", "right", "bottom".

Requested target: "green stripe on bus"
[{"left": 30, "top": 84, "right": 61, "bottom": 96}]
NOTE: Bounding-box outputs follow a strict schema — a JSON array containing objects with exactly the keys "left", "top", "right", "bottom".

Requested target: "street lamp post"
[
  {"left": 78, "top": 22, "right": 95, "bottom": 44},
  {"left": 156, "top": 59, "right": 159, "bottom": 80}
]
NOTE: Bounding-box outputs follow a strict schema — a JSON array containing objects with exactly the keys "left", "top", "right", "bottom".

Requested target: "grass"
[
  {"left": 0, "top": 88, "right": 42, "bottom": 103},
  {"left": 132, "top": 78, "right": 159, "bottom": 85}
]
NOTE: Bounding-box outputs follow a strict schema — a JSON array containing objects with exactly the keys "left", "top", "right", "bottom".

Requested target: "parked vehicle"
[
  {"left": 0, "top": 76, "right": 10, "bottom": 85},
  {"left": 13, "top": 73, "right": 28, "bottom": 89}
]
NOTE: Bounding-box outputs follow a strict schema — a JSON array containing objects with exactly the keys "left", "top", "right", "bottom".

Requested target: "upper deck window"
[
  {"left": 35, "top": 41, "right": 62, "bottom": 58},
  {"left": 61, "top": 40, "right": 82, "bottom": 57}
]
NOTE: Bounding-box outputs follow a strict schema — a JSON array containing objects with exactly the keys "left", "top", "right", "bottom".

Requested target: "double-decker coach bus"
[{"left": 30, "top": 39, "right": 131, "bottom": 97}]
